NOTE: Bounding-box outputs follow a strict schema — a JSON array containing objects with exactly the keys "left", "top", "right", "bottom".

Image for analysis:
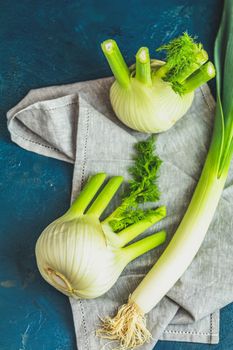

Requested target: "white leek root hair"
[{"left": 97, "top": 300, "right": 152, "bottom": 349}]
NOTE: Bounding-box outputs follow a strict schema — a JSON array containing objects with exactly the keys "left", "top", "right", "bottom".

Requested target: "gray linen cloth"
[{"left": 7, "top": 78, "right": 233, "bottom": 349}]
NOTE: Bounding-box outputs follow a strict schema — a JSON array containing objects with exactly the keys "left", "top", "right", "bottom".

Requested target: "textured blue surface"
[{"left": 1, "top": 1, "right": 233, "bottom": 349}]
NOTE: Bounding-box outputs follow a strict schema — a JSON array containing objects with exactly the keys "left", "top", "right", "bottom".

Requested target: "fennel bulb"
[
  {"left": 36, "top": 138, "right": 166, "bottom": 299},
  {"left": 98, "top": 3, "right": 233, "bottom": 347},
  {"left": 101, "top": 34, "right": 216, "bottom": 133}
]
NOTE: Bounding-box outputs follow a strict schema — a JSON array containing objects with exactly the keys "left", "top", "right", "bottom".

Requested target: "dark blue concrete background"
[{"left": 1, "top": 1, "right": 233, "bottom": 349}]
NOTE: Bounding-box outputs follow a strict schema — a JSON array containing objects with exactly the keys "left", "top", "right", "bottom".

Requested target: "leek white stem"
[{"left": 132, "top": 153, "right": 226, "bottom": 313}]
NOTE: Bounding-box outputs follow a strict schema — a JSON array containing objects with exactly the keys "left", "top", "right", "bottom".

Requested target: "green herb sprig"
[{"left": 108, "top": 136, "right": 162, "bottom": 232}]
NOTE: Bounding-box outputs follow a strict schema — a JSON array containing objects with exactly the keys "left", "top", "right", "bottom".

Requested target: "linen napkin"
[{"left": 7, "top": 77, "right": 233, "bottom": 349}]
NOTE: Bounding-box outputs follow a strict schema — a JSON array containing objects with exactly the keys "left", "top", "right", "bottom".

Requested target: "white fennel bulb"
[
  {"left": 110, "top": 61, "right": 194, "bottom": 132},
  {"left": 36, "top": 138, "right": 167, "bottom": 299},
  {"left": 36, "top": 213, "right": 128, "bottom": 299},
  {"left": 102, "top": 34, "right": 215, "bottom": 133}
]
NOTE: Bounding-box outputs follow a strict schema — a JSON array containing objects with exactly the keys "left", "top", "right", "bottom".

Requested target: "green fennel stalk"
[{"left": 156, "top": 32, "right": 209, "bottom": 93}]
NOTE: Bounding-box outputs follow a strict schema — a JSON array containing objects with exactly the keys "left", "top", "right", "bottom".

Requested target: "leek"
[
  {"left": 35, "top": 138, "right": 166, "bottom": 299},
  {"left": 98, "top": 1, "right": 233, "bottom": 347},
  {"left": 101, "top": 33, "right": 215, "bottom": 133}
]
